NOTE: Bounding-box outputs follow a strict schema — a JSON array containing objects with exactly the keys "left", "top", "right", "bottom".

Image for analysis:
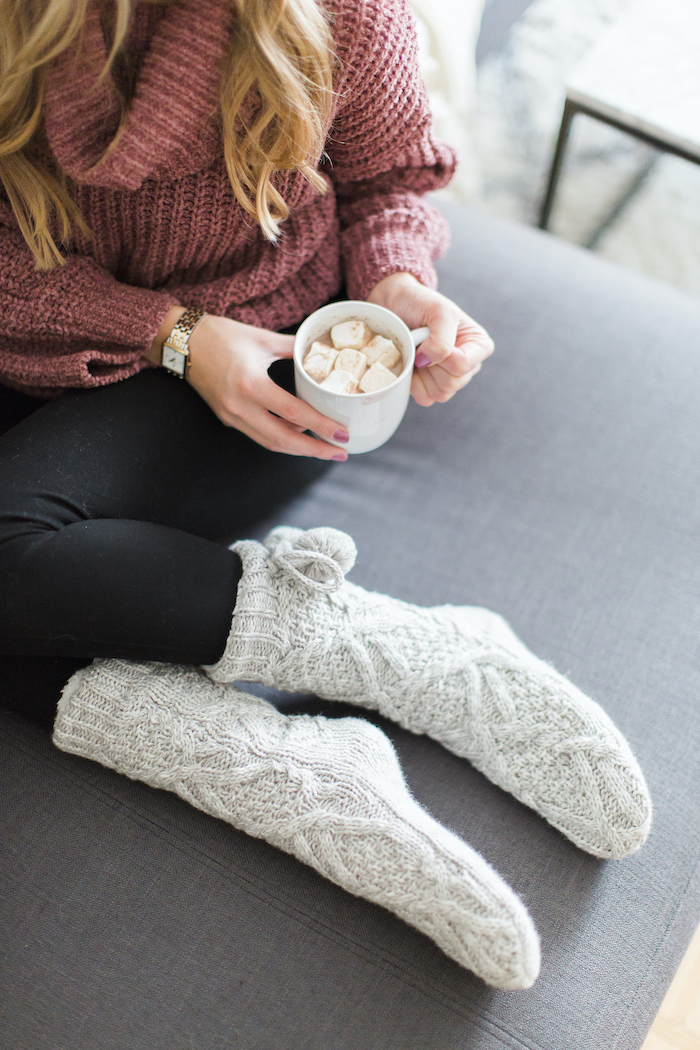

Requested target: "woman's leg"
[
  {"left": 0, "top": 368, "right": 329, "bottom": 722},
  {"left": 0, "top": 381, "right": 542, "bottom": 988}
]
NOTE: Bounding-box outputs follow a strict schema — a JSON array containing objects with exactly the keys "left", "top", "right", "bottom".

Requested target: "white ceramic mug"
[{"left": 293, "top": 300, "right": 429, "bottom": 454}]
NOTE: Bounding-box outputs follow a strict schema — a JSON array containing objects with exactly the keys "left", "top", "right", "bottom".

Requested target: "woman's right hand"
[{"left": 166, "top": 313, "right": 349, "bottom": 460}]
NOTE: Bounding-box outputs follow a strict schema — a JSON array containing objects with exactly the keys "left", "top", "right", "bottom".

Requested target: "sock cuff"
[{"left": 204, "top": 540, "right": 286, "bottom": 684}]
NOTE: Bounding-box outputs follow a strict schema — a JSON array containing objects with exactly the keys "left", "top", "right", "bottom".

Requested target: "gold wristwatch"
[{"left": 161, "top": 307, "right": 208, "bottom": 379}]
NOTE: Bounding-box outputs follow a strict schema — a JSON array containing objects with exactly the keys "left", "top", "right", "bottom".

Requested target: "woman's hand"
[
  {"left": 367, "top": 272, "right": 494, "bottom": 407},
  {"left": 147, "top": 310, "right": 349, "bottom": 460}
]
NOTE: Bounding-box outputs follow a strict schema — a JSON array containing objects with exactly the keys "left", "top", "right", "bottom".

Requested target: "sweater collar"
[{"left": 44, "top": 0, "right": 231, "bottom": 190}]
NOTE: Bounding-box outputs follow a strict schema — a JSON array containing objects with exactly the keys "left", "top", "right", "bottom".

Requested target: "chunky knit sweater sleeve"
[
  {"left": 327, "top": 0, "right": 457, "bottom": 299},
  {"left": 0, "top": 198, "right": 178, "bottom": 396}
]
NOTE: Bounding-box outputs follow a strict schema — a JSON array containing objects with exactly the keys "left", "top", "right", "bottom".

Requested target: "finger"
[
  {"left": 430, "top": 361, "right": 482, "bottom": 400},
  {"left": 270, "top": 335, "right": 295, "bottom": 359},
  {"left": 428, "top": 368, "right": 475, "bottom": 402},
  {"left": 454, "top": 322, "right": 495, "bottom": 372},
  {"left": 430, "top": 352, "right": 465, "bottom": 379},
  {"left": 410, "top": 370, "right": 436, "bottom": 407},
  {"left": 413, "top": 308, "right": 460, "bottom": 368},
  {"left": 424, "top": 326, "right": 492, "bottom": 378},
  {"left": 258, "top": 376, "right": 350, "bottom": 444},
  {"left": 250, "top": 406, "right": 348, "bottom": 460},
  {"left": 416, "top": 364, "right": 446, "bottom": 402},
  {"left": 417, "top": 331, "right": 490, "bottom": 385},
  {"left": 434, "top": 358, "right": 477, "bottom": 393},
  {"left": 428, "top": 345, "right": 475, "bottom": 379},
  {"left": 230, "top": 405, "right": 347, "bottom": 460},
  {"left": 411, "top": 361, "right": 481, "bottom": 406}
]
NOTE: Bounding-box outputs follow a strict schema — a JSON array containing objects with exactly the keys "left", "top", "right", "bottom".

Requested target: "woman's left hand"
[{"left": 367, "top": 271, "right": 494, "bottom": 407}]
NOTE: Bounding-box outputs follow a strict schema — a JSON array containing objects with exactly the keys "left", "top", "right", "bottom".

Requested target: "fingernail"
[
  {"left": 415, "top": 352, "right": 431, "bottom": 368},
  {"left": 331, "top": 453, "right": 346, "bottom": 462},
  {"left": 333, "top": 430, "right": 350, "bottom": 443}
]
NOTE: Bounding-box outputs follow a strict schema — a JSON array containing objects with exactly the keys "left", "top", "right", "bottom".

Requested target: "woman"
[{"left": 0, "top": 0, "right": 651, "bottom": 989}]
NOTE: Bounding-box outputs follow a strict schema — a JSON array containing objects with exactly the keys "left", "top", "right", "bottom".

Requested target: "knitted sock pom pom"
[
  {"left": 266, "top": 526, "right": 357, "bottom": 572},
  {"left": 267, "top": 526, "right": 357, "bottom": 592},
  {"left": 295, "top": 527, "right": 357, "bottom": 573},
  {"left": 263, "top": 526, "right": 305, "bottom": 555}
]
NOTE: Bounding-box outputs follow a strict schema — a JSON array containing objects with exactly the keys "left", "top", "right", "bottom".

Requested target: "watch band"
[{"left": 161, "top": 307, "right": 207, "bottom": 379}]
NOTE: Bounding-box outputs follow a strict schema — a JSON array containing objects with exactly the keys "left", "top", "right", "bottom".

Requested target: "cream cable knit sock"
[
  {"left": 206, "top": 526, "right": 652, "bottom": 861},
  {"left": 53, "top": 658, "right": 540, "bottom": 989}
]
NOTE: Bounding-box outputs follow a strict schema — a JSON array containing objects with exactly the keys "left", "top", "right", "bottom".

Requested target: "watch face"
[{"left": 162, "top": 344, "right": 186, "bottom": 376}]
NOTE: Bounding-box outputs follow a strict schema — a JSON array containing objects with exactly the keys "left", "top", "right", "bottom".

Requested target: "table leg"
[
  {"left": 584, "top": 151, "right": 659, "bottom": 250},
  {"left": 538, "top": 98, "right": 577, "bottom": 231}
]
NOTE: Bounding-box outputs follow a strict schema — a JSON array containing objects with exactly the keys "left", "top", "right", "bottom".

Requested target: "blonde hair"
[{"left": 0, "top": 0, "right": 335, "bottom": 270}]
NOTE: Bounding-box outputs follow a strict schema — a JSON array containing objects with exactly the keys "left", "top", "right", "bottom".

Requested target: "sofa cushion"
[{"left": 2, "top": 203, "right": 699, "bottom": 1049}]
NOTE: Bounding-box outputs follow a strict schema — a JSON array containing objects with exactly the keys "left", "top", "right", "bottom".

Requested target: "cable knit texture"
[
  {"left": 205, "top": 526, "right": 653, "bottom": 860},
  {"left": 0, "top": 0, "right": 456, "bottom": 396},
  {"left": 53, "top": 658, "right": 540, "bottom": 989}
]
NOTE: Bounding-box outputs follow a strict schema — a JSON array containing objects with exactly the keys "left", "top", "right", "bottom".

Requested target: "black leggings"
[{"left": 0, "top": 366, "right": 329, "bottom": 726}]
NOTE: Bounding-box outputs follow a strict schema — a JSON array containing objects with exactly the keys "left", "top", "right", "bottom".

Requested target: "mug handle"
[{"left": 410, "top": 327, "right": 431, "bottom": 347}]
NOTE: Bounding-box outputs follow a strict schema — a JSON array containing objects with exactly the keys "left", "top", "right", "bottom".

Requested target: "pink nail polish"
[
  {"left": 333, "top": 430, "right": 350, "bottom": 443},
  {"left": 331, "top": 453, "right": 346, "bottom": 462},
  {"left": 415, "top": 352, "right": 431, "bottom": 368}
]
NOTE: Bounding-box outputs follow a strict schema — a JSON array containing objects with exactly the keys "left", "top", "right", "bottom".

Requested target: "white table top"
[{"left": 565, "top": 0, "right": 700, "bottom": 159}]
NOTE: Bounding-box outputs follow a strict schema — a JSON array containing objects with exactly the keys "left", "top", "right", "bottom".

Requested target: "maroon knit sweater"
[{"left": 0, "top": 0, "right": 456, "bottom": 397}]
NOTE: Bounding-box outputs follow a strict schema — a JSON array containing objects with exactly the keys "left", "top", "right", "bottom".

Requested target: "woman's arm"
[
  {"left": 0, "top": 200, "right": 181, "bottom": 396},
  {"left": 327, "top": 0, "right": 456, "bottom": 298},
  {"left": 1, "top": 202, "right": 346, "bottom": 458},
  {"left": 145, "top": 309, "right": 349, "bottom": 461},
  {"left": 326, "top": 0, "right": 493, "bottom": 405}
]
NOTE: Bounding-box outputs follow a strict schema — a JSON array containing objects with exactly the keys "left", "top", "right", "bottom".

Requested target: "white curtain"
[{"left": 410, "top": 0, "right": 487, "bottom": 200}]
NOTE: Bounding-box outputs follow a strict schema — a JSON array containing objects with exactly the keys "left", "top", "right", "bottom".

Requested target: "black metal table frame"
[{"left": 538, "top": 96, "right": 700, "bottom": 237}]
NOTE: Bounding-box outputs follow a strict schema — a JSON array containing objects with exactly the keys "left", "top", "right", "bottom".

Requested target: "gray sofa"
[{"left": 2, "top": 202, "right": 700, "bottom": 1050}]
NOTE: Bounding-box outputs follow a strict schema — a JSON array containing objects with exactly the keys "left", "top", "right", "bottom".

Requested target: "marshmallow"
[
  {"left": 330, "top": 320, "right": 372, "bottom": 350},
  {"left": 320, "top": 370, "right": 358, "bottom": 394},
  {"left": 303, "top": 344, "right": 338, "bottom": 383},
  {"left": 359, "top": 362, "right": 396, "bottom": 393},
  {"left": 334, "top": 348, "right": 368, "bottom": 382},
  {"left": 307, "top": 339, "right": 334, "bottom": 356},
  {"left": 364, "top": 335, "right": 401, "bottom": 371}
]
